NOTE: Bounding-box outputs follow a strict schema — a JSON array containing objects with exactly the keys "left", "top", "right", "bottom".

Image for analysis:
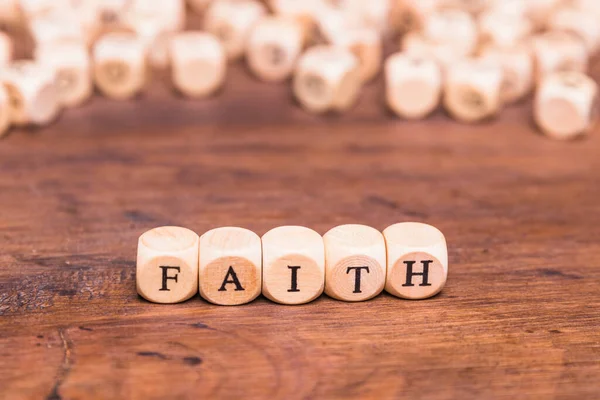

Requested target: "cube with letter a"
[
  {"left": 199, "top": 227, "right": 262, "bottom": 305},
  {"left": 383, "top": 222, "right": 448, "bottom": 299},
  {"left": 136, "top": 226, "right": 200, "bottom": 303}
]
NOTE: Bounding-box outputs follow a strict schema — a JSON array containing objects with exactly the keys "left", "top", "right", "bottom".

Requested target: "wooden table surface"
[{"left": 1, "top": 61, "right": 599, "bottom": 400}]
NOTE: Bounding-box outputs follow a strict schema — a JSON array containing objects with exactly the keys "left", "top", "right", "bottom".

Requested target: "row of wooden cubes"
[{"left": 137, "top": 223, "right": 448, "bottom": 305}]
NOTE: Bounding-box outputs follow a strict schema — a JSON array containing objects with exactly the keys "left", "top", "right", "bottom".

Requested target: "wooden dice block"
[
  {"left": 534, "top": 71, "right": 598, "bottom": 140},
  {"left": 170, "top": 32, "right": 226, "bottom": 98},
  {"left": 385, "top": 52, "right": 442, "bottom": 119},
  {"left": 444, "top": 59, "right": 503, "bottom": 122},
  {"left": 330, "top": 27, "right": 382, "bottom": 83},
  {"left": 128, "top": 0, "right": 185, "bottom": 32},
  {"left": 323, "top": 224, "right": 386, "bottom": 302},
  {"left": 547, "top": 6, "right": 600, "bottom": 54},
  {"left": 0, "top": 32, "right": 13, "bottom": 67},
  {"left": 0, "top": 61, "right": 60, "bottom": 126},
  {"left": 478, "top": 45, "right": 533, "bottom": 104},
  {"left": 293, "top": 45, "right": 362, "bottom": 114},
  {"left": 199, "top": 227, "right": 261, "bottom": 305},
  {"left": 246, "top": 16, "right": 305, "bottom": 83},
  {"left": 262, "top": 226, "right": 325, "bottom": 305},
  {"left": 477, "top": 9, "right": 532, "bottom": 49},
  {"left": 203, "top": 0, "right": 266, "bottom": 60},
  {"left": 0, "top": 85, "right": 11, "bottom": 137},
  {"left": 383, "top": 222, "right": 448, "bottom": 299},
  {"left": 36, "top": 42, "right": 92, "bottom": 107},
  {"left": 401, "top": 32, "right": 461, "bottom": 75},
  {"left": 530, "top": 32, "right": 588, "bottom": 83},
  {"left": 28, "top": 10, "right": 87, "bottom": 49},
  {"left": 93, "top": 32, "right": 147, "bottom": 100},
  {"left": 422, "top": 9, "right": 478, "bottom": 57},
  {"left": 137, "top": 226, "right": 200, "bottom": 304}
]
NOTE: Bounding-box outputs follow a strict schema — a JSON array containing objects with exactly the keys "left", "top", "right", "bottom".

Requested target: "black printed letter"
[
  {"left": 346, "top": 266, "right": 370, "bottom": 293},
  {"left": 402, "top": 260, "right": 432, "bottom": 287},
  {"left": 159, "top": 266, "right": 180, "bottom": 291},
  {"left": 287, "top": 266, "right": 301, "bottom": 292},
  {"left": 218, "top": 266, "right": 245, "bottom": 291}
]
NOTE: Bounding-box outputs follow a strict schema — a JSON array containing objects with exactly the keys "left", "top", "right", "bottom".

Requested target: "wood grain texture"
[{"left": 1, "top": 58, "right": 600, "bottom": 399}]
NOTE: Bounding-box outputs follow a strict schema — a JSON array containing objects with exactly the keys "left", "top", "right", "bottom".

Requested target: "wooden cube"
[
  {"left": 170, "top": 31, "right": 226, "bottom": 98},
  {"left": 28, "top": 10, "right": 87, "bottom": 49},
  {"left": 0, "top": 32, "right": 13, "bottom": 67},
  {"left": 203, "top": 0, "right": 266, "bottom": 60},
  {"left": 478, "top": 45, "right": 533, "bottom": 104},
  {"left": 293, "top": 45, "right": 362, "bottom": 114},
  {"left": 262, "top": 226, "right": 325, "bottom": 305},
  {"left": 0, "top": 85, "right": 11, "bottom": 137},
  {"left": 529, "top": 32, "right": 588, "bottom": 83},
  {"left": 127, "top": 0, "right": 186, "bottom": 32},
  {"left": 93, "top": 32, "right": 147, "bottom": 100},
  {"left": 0, "top": 61, "right": 60, "bottom": 126},
  {"left": 383, "top": 222, "right": 448, "bottom": 299},
  {"left": 547, "top": 6, "right": 600, "bottom": 54},
  {"left": 534, "top": 71, "right": 598, "bottom": 140},
  {"left": 477, "top": 9, "right": 532, "bottom": 49},
  {"left": 443, "top": 58, "right": 503, "bottom": 122},
  {"left": 330, "top": 27, "right": 382, "bottom": 83},
  {"left": 385, "top": 52, "right": 442, "bottom": 119},
  {"left": 246, "top": 16, "right": 305, "bottom": 82},
  {"left": 323, "top": 224, "right": 386, "bottom": 302},
  {"left": 36, "top": 42, "right": 92, "bottom": 107},
  {"left": 199, "top": 227, "right": 262, "bottom": 305},
  {"left": 422, "top": 9, "right": 478, "bottom": 57},
  {"left": 137, "top": 226, "right": 200, "bottom": 304},
  {"left": 401, "top": 32, "right": 461, "bottom": 75}
]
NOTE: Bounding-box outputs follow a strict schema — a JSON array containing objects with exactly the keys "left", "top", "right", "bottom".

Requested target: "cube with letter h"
[
  {"left": 199, "top": 227, "right": 262, "bottom": 305},
  {"left": 136, "top": 226, "right": 200, "bottom": 304},
  {"left": 383, "top": 222, "right": 448, "bottom": 299}
]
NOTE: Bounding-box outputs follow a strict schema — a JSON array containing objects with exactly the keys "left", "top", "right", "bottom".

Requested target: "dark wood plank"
[{"left": 1, "top": 58, "right": 599, "bottom": 400}]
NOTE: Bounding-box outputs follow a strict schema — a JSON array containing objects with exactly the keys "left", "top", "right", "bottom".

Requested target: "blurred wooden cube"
[
  {"left": 402, "top": 32, "right": 462, "bottom": 75},
  {"left": 199, "top": 227, "right": 262, "bottom": 305},
  {"left": 323, "top": 224, "right": 386, "bottom": 302},
  {"left": 262, "top": 226, "right": 325, "bottom": 305},
  {"left": 170, "top": 31, "right": 226, "bottom": 98},
  {"left": 422, "top": 9, "right": 478, "bottom": 57},
  {"left": 93, "top": 32, "right": 148, "bottom": 100},
  {"left": 0, "top": 61, "right": 60, "bottom": 126},
  {"left": 293, "top": 45, "right": 362, "bottom": 114},
  {"left": 36, "top": 42, "right": 92, "bottom": 108},
  {"left": 443, "top": 58, "right": 503, "bottom": 122},
  {"left": 203, "top": 0, "right": 266, "bottom": 60},
  {"left": 478, "top": 44, "right": 533, "bottom": 104},
  {"left": 383, "top": 222, "right": 448, "bottom": 299},
  {"left": 385, "top": 52, "right": 442, "bottom": 119},
  {"left": 330, "top": 27, "right": 382, "bottom": 83},
  {"left": 137, "top": 226, "right": 200, "bottom": 304},
  {"left": 534, "top": 71, "right": 598, "bottom": 140},
  {"left": 547, "top": 6, "right": 600, "bottom": 54},
  {"left": 246, "top": 16, "right": 305, "bottom": 82},
  {"left": 530, "top": 31, "right": 588, "bottom": 83},
  {"left": 477, "top": 9, "right": 532, "bottom": 49}
]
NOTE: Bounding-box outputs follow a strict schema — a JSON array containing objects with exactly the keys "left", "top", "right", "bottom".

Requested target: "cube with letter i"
[
  {"left": 383, "top": 222, "right": 448, "bottom": 299},
  {"left": 262, "top": 226, "right": 325, "bottom": 305}
]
